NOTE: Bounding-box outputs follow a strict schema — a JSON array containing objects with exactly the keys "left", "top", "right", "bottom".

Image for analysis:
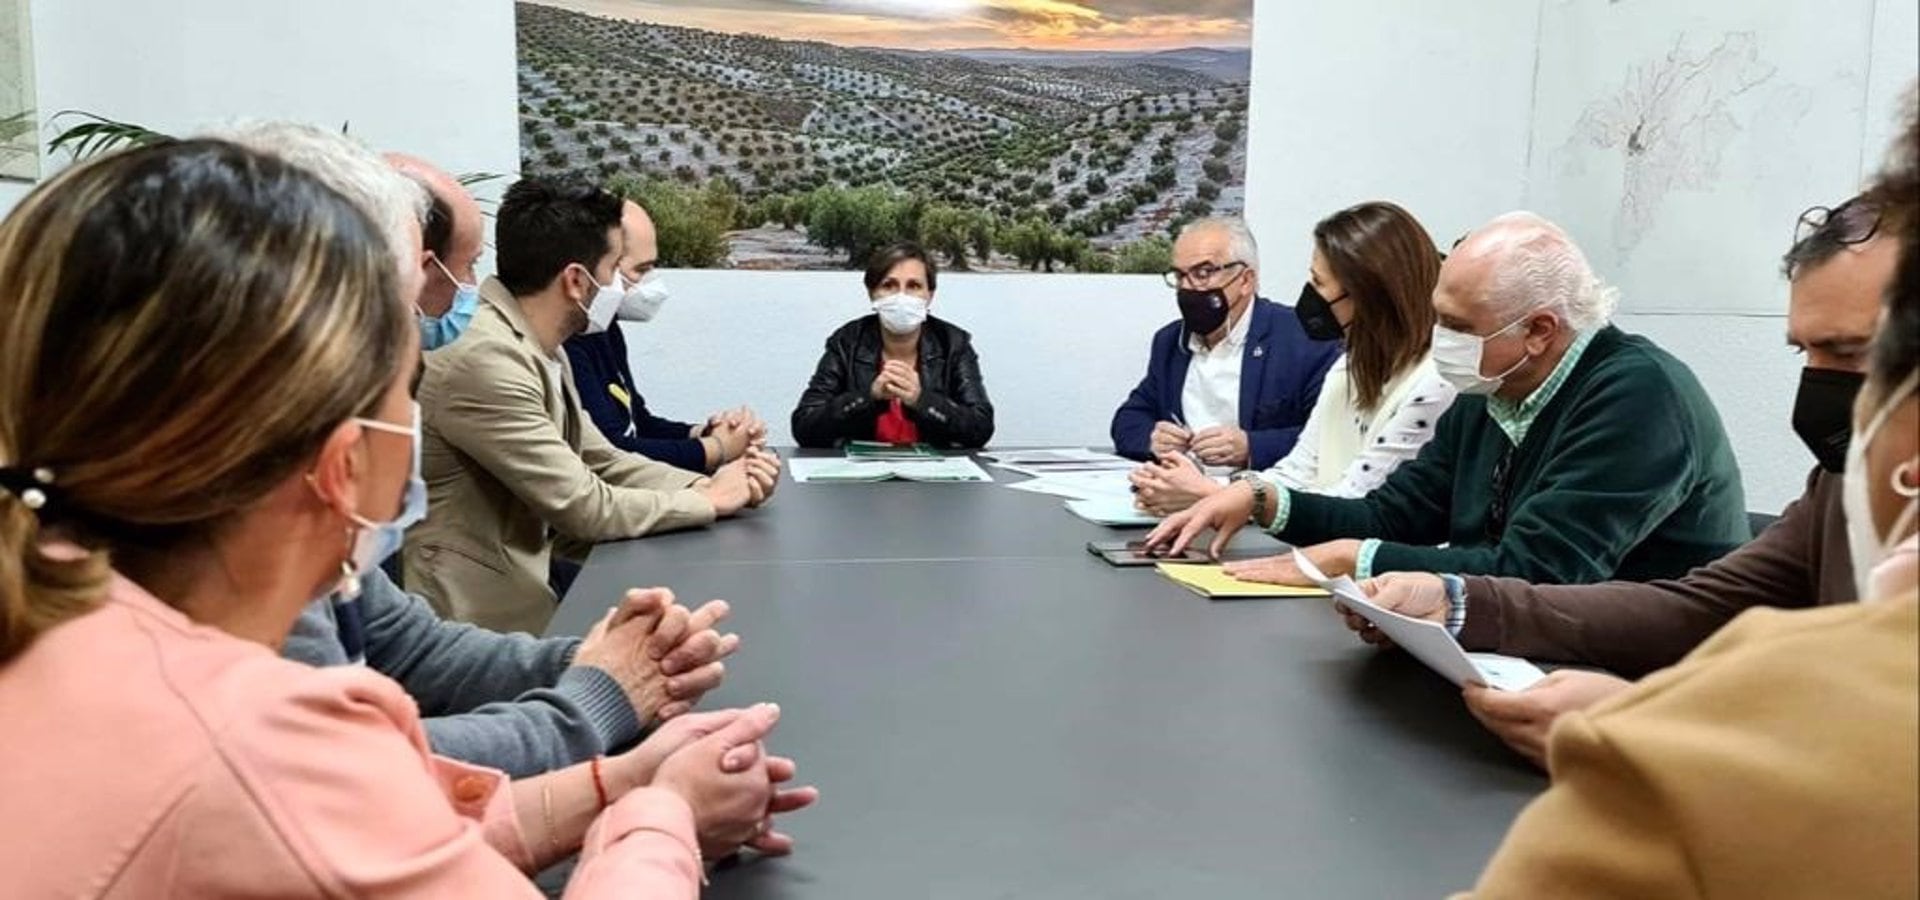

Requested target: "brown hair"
[
  {"left": 864, "top": 241, "right": 938, "bottom": 294},
  {"left": 1313, "top": 202, "right": 1443, "bottom": 412},
  {"left": 0, "top": 140, "right": 408, "bottom": 661}
]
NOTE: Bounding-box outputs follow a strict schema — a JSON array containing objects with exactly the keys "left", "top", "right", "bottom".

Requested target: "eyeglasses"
[
  {"left": 1163, "top": 261, "right": 1247, "bottom": 289},
  {"left": 1794, "top": 198, "right": 1881, "bottom": 248}
]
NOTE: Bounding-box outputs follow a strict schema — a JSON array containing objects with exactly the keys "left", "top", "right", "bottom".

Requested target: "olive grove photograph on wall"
[{"left": 515, "top": 0, "right": 1254, "bottom": 273}]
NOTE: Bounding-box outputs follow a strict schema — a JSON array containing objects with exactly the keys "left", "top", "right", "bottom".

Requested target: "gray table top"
[{"left": 549, "top": 458, "right": 1543, "bottom": 899}]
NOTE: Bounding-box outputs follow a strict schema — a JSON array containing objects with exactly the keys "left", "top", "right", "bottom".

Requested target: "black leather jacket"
[{"left": 790, "top": 314, "right": 995, "bottom": 449}]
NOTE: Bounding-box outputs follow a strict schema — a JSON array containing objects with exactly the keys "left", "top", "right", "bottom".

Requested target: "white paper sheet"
[
  {"left": 1291, "top": 552, "right": 1547, "bottom": 692},
  {"left": 1002, "top": 469, "right": 1137, "bottom": 500},
  {"left": 978, "top": 447, "right": 1125, "bottom": 463},
  {"left": 1064, "top": 497, "right": 1162, "bottom": 526},
  {"left": 788, "top": 457, "right": 993, "bottom": 484}
]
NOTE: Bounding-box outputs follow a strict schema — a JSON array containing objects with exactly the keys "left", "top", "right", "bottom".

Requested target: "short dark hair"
[
  {"left": 421, "top": 190, "right": 453, "bottom": 260},
  {"left": 863, "top": 241, "right": 937, "bottom": 294},
  {"left": 1782, "top": 194, "right": 1882, "bottom": 279},
  {"left": 495, "top": 177, "right": 623, "bottom": 296},
  {"left": 1869, "top": 94, "right": 1919, "bottom": 389},
  {"left": 1877, "top": 226, "right": 1920, "bottom": 389}
]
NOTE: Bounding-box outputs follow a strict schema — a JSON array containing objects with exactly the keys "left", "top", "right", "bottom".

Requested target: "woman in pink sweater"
[{"left": 0, "top": 139, "right": 806, "bottom": 897}]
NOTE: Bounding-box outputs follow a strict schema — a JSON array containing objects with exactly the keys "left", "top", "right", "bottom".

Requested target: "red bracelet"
[{"left": 589, "top": 756, "right": 609, "bottom": 810}]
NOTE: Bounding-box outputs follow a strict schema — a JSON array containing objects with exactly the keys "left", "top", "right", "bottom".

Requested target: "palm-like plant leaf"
[{"left": 47, "top": 111, "right": 174, "bottom": 161}]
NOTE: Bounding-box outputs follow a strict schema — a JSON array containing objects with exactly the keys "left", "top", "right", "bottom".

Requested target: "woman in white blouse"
[{"left": 1133, "top": 201, "right": 1456, "bottom": 512}]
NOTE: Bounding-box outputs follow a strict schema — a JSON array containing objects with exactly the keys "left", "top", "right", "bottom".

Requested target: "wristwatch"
[{"left": 1229, "top": 471, "right": 1268, "bottom": 525}]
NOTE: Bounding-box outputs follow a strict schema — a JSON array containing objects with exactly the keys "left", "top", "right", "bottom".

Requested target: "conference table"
[{"left": 548, "top": 453, "right": 1546, "bottom": 899}]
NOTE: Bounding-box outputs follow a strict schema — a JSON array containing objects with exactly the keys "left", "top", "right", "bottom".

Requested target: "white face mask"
[
  {"left": 1842, "top": 372, "right": 1920, "bottom": 602},
  {"left": 618, "top": 270, "right": 671, "bottom": 323},
  {"left": 576, "top": 267, "right": 623, "bottom": 335},
  {"left": 1432, "top": 312, "right": 1537, "bottom": 396},
  {"left": 873, "top": 293, "right": 930, "bottom": 336}
]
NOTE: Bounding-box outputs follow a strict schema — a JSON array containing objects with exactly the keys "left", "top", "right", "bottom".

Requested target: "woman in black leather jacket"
[{"left": 790, "top": 242, "right": 995, "bottom": 448}]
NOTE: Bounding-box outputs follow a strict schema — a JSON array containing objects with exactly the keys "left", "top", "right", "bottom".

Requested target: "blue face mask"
[
  {"left": 330, "top": 402, "right": 425, "bottom": 663},
  {"left": 346, "top": 402, "right": 427, "bottom": 578},
  {"left": 421, "top": 258, "right": 480, "bottom": 351}
]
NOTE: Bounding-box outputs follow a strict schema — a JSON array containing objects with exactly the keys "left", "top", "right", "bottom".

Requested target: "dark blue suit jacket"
[
  {"left": 562, "top": 325, "right": 709, "bottom": 473},
  {"left": 1110, "top": 296, "right": 1341, "bottom": 469}
]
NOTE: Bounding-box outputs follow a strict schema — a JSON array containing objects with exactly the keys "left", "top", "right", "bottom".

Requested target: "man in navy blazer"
[{"left": 1111, "top": 218, "right": 1341, "bottom": 470}]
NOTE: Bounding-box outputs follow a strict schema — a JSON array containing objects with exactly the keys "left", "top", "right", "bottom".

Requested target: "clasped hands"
[
  {"left": 577, "top": 587, "right": 818, "bottom": 857},
  {"left": 868, "top": 360, "right": 922, "bottom": 406}
]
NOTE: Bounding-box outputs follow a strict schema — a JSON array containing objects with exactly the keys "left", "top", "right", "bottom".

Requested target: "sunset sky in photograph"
[{"left": 537, "top": 0, "right": 1252, "bottom": 52}]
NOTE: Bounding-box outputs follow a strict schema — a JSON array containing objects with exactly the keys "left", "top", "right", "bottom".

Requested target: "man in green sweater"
[{"left": 1148, "top": 211, "right": 1750, "bottom": 586}]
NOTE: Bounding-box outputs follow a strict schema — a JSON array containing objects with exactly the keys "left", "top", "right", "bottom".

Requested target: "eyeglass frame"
[
  {"left": 1163, "top": 260, "right": 1250, "bottom": 290},
  {"left": 1793, "top": 198, "right": 1881, "bottom": 249}
]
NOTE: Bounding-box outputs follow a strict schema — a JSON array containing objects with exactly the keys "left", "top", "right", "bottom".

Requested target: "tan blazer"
[
  {"left": 1459, "top": 587, "right": 1918, "bottom": 899},
  {"left": 405, "top": 279, "right": 715, "bottom": 634}
]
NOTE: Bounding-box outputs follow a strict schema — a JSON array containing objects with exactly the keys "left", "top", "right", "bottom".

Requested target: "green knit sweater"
[{"left": 1279, "top": 326, "right": 1750, "bottom": 584}]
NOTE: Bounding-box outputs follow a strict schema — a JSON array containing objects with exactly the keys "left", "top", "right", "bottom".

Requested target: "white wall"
[
  {"left": 0, "top": 0, "right": 523, "bottom": 216},
  {"left": 7, "top": 0, "right": 1906, "bottom": 511}
]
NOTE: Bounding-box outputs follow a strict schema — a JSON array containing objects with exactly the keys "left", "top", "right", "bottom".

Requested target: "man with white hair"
[
  {"left": 1111, "top": 217, "right": 1342, "bottom": 470},
  {"left": 1149, "top": 211, "right": 1749, "bottom": 590},
  {"left": 212, "top": 124, "right": 739, "bottom": 778}
]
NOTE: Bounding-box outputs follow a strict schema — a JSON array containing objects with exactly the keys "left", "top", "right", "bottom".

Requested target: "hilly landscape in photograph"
[{"left": 516, "top": 1, "right": 1253, "bottom": 273}]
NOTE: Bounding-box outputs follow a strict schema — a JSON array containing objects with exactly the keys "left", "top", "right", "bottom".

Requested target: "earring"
[
  {"left": 335, "top": 525, "right": 362, "bottom": 599},
  {"left": 1894, "top": 460, "right": 1919, "bottom": 499}
]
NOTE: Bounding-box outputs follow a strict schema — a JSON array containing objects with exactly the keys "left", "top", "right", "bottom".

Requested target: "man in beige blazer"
[{"left": 406, "top": 178, "right": 779, "bottom": 633}]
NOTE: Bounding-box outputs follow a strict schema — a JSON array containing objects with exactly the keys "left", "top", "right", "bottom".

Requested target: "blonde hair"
[{"left": 0, "top": 140, "right": 409, "bottom": 661}]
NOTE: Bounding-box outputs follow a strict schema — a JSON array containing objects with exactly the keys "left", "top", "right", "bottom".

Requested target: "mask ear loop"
[{"left": 1868, "top": 371, "right": 1920, "bottom": 547}]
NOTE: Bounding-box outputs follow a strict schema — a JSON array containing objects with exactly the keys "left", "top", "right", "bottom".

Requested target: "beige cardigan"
[
  {"left": 1458, "top": 562, "right": 1918, "bottom": 899},
  {"left": 404, "top": 279, "right": 715, "bottom": 634}
]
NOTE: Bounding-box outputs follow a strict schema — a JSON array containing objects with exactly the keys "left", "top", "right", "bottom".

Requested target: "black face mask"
[
  {"left": 1792, "top": 367, "right": 1866, "bottom": 473},
  {"left": 1294, "top": 282, "right": 1347, "bottom": 342},
  {"left": 1177, "top": 288, "right": 1231, "bottom": 337}
]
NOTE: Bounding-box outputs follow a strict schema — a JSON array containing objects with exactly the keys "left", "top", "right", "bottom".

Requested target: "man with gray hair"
[
  {"left": 1150, "top": 210, "right": 1749, "bottom": 592},
  {"left": 205, "top": 121, "right": 430, "bottom": 298},
  {"left": 210, "top": 123, "right": 741, "bottom": 779},
  {"left": 1111, "top": 216, "right": 1341, "bottom": 470}
]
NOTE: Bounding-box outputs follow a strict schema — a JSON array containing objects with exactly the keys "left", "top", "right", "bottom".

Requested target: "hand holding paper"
[{"left": 1290, "top": 551, "right": 1545, "bottom": 692}]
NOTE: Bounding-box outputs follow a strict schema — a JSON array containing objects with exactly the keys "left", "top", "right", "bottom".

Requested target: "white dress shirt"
[{"left": 1178, "top": 304, "right": 1254, "bottom": 433}]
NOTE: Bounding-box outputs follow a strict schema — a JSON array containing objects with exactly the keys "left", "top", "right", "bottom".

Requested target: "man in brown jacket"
[
  {"left": 405, "top": 178, "right": 780, "bottom": 634},
  {"left": 1349, "top": 193, "right": 1898, "bottom": 765}
]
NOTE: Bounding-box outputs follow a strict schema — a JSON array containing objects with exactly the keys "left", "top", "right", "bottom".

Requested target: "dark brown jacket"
[{"left": 1457, "top": 468, "right": 1852, "bottom": 677}]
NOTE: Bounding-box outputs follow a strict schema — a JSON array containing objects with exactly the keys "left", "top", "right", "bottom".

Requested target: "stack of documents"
[
  {"left": 788, "top": 456, "right": 993, "bottom": 484},
  {"left": 1156, "top": 563, "right": 1330, "bottom": 599},
  {"left": 981, "top": 447, "right": 1136, "bottom": 476},
  {"left": 1290, "top": 552, "right": 1546, "bottom": 691},
  {"left": 1004, "top": 469, "right": 1137, "bottom": 501}
]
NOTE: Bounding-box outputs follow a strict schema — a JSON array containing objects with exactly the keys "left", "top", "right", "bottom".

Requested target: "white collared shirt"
[{"left": 1179, "top": 304, "right": 1254, "bottom": 433}]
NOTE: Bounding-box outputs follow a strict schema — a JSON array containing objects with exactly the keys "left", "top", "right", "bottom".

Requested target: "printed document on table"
[
  {"left": 982, "top": 448, "right": 1136, "bottom": 476},
  {"left": 789, "top": 457, "right": 992, "bottom": 484},
  {"left": 1002, "top": 469, "right": 1136, "bottom": 500},
  {"left": 1290, "top": 552, "right": 1546, "bottom": 691}
]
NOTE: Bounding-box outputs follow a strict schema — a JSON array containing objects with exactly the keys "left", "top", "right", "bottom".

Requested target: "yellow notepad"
[{"left": 1156, "top": 563, "right": 1331, "bottom": 599}]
